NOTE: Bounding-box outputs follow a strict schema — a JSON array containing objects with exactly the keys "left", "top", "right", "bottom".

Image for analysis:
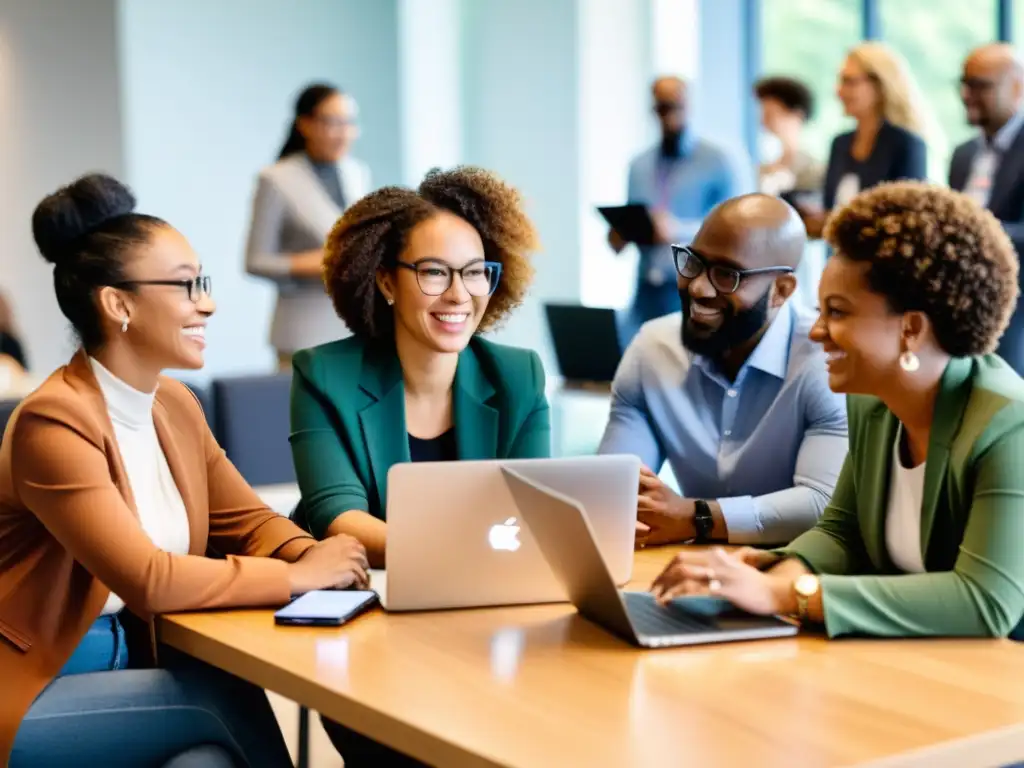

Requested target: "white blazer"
[{"left": 244, "top": 153, "right": 372, "bottom": 354}]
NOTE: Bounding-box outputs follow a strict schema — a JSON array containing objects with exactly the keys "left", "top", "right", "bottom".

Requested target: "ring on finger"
[{"left": 708, "top": 578, "right": 722, "bottom": 593}]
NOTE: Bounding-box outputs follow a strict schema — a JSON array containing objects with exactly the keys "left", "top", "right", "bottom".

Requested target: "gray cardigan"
[{"left": 244, "top": 153, "right": 372, "bottom": 354}]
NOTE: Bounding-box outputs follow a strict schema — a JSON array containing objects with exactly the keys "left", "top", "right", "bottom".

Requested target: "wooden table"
[{"left": 159, "top": 548, "right": 1024, "bottom": 768}]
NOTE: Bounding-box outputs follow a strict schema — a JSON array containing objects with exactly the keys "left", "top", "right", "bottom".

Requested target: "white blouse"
[
  {"left": 833, "top": 172, "right": 861, "bottom": 208},
  {"left": 884, "top": 425, "right": 927, "bottom": 574},
  {"left": 90, "top": 359, "right": 191, "bottom": 614}
]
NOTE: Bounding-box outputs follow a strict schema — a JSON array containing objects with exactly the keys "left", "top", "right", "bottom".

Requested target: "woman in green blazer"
[
  {"left": 650, "top": 180, "right": 1024, "bottom": 640},
  {"left": 290, "top": 167, "right": 548, "bottom": 766},
  {"left": 290, "top": 166, "right": 548, "bottom": 563}
]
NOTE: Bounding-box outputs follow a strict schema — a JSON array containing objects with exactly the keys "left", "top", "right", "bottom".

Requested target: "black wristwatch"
[{"left": 693, "top": 500, "right": 714, "bottom": 543}]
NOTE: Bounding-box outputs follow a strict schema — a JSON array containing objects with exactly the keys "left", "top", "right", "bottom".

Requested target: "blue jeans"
[{"left": 11, "top": 616, "right": 292, "bottom": 768}]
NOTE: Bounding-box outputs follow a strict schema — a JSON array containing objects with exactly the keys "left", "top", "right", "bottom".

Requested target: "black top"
[
  {"left": 310, "top": 159, "right": 346, "bottom": 209},
  {"left": 0, "top": 332, "right": 26, "bottom": 370},
  {"left": 408, "top": 428, "right": 457, "bottom": 463},
  {"left": 823, "top": 121, "right": 927, "bottom": 210}
]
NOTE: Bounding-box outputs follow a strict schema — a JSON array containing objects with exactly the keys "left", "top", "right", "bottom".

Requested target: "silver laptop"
[
  {"left": 502, "top": 466, "right": 798, "bottom": 647},
  {"left": 371, "top": 455, "right": 640, "bottom": 611}
]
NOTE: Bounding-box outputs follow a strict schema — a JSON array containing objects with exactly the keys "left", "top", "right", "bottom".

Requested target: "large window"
[
  {"left": 761, "top": 0, "right": 863, "bottom": 161},
  {"left": 881, "top": 0, "right": 998, "bottom": 181}
]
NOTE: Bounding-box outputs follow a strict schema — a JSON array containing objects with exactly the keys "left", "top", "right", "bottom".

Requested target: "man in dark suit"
[{"left": 950, "top": 43, "right": 1024, "bottom": 373}]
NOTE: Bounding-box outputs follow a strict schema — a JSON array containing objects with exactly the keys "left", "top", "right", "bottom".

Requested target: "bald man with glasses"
[
  {"left": 599, "top": 194, "right": 847, "bottom": 549},
  {"left": 610, "top": 76, "right": 752, "bottom": 343},
  {"left": 951, "top": 43, "right": 1024, "bottom": 374}
]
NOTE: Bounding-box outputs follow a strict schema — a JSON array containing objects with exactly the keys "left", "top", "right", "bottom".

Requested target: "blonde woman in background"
[{"left": 800, "top": 42, "right": 929, "bottom": 238}]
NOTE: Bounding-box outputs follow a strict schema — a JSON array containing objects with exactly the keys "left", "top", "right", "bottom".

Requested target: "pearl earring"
[
  {"left": 899, "top": 350, "right": 920, "bottom": 372},
  {"left": 386, "top": 298, "right": 394, "bottom": 306},
  {"left": 121, "top": 317, "right": 129, "bottom": 333}
]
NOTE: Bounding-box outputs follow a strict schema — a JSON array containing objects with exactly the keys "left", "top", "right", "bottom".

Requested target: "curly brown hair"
[
  {"left": 825, "top": 180, "right": 1019, "bottom": 357},
  {"left": 321, "top": 166, "right": 539, "bottom": 339}
]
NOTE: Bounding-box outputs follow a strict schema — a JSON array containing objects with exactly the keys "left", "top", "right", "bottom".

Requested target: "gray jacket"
[{"left": 244, "top": 153, "right": 372, "bottom": 354}]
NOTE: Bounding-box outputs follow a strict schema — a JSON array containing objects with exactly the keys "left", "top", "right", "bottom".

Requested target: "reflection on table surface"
[{"left": 160, "top": 547, "right": 1024, "bottom": 768}]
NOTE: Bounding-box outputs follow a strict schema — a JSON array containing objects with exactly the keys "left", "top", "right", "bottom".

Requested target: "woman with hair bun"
[
  {"left": 244, "top": 82, "right": 372, "bottom": 368},
  {"left": 651, "top": 182, "right": 1024, "bottom": 641},
  {"left": 0, "top": 173, "right": 370, "bottom": 766}
]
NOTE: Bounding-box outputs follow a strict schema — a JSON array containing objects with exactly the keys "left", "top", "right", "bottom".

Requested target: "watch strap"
[{"left": 693, "top": 499, "right": 714, "bottom": 543}]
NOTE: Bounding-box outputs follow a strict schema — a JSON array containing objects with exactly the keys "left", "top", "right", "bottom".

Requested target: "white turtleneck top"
[{"left": 89, "top": 358, "right": 191, "bottom": 615}]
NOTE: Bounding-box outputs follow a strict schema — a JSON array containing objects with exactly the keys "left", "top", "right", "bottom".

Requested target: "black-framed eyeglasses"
[
  {"left": 396, "top": 260, "right": 502, "bottom": 297},
  {"left": 111, "top": 275, "right": 212, "bottom": 303},
  {"left": 959, "top": 76, "right": 998, "bottom": 92},
  {"left": 671, "top": 245, "right": 793, "bottom": 295}
]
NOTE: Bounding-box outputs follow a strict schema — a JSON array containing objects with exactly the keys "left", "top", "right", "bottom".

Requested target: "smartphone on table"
[{"left": 274, "top": 590, "right": 379, "bottom": 627}]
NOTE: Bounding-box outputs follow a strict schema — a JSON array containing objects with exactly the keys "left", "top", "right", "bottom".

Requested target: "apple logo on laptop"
[{"left": 488, "top": 517, "right": 521, "bottom": 552}]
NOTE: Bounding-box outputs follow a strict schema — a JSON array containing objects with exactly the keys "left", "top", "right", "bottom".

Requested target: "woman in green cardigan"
[
  {"left": 290, "top": 167, "right": 548, "bottom": 765},
  {"left": 650, "top": 180, "right": 1024, "bottom": 639},
  {"left": 290, "top": 167, "right": 549, "bottom": 566},
  {"left": 291, "top": 166, "right": 549, "bottom": 767}
]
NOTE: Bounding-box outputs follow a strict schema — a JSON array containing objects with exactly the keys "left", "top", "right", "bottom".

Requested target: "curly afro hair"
[
  {"left": 322, "top": 166, "right": 539, "bottom": 340},
  {"left": 825, "top": 180, "right": 1019, "bottom": 357},
  {"left": 754, "top": 76, "right": 815, "bottom": 120}
]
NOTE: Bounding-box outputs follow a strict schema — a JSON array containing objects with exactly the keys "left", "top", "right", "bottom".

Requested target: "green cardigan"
[
  {"left": 781, "top": 355, "right": 1024, "bottom": 639},
  {"left": 289, "top": 335, "right": 551, "bottom": 538}
]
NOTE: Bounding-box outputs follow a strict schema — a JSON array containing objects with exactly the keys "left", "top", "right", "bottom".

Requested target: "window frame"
[{"left": 744, "top": 0, "right": 1014, "bottom": 160}]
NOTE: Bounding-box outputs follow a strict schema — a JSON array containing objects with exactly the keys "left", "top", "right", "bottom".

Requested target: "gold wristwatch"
[{"left": 793, "top": 574, "right": 820, "bottom": 621}]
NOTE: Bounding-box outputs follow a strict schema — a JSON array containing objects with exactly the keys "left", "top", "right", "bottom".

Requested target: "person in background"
[
  {"left": 951, "top": 43, "right": 1024, "bottom": 374},
  {"left": 599, "top": 194, "right": 846, "bottom": 549},
  {"left": 610, "top": 76, "right": 750, "bottom": 343},
  {"left": 799, "top": 42, "right": 928, "bottom": 239},
  {"left": 244, "top": 82, "right": 372, "bottom": 368},
  {"left": 754, "top": 76, "right": 825, "bottom": 198},
  {"left": 755, "top": 75, "right": 829, "bottom": 307},
  {"left": 289, "top": 166, "right": 548, "bottom": 767},
  {"left": 0, "top": 291, "right": 27, "bottom": 370},
  {"left": 652, "top": 182, "right": 1024, "bottom": 641},
  {"left": 2, "top": 174, "right": 369, "bottom": 767}
]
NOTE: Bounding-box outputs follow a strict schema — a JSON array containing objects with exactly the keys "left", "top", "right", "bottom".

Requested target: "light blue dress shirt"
[
  {"left": 627, "top": 134, "right": 752, "bottom": 285},
  {"left": 598, "top": 301, "right": 848, "bottom": 545}
]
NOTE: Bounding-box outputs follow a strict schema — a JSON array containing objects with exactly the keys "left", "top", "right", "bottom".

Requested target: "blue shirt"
[
  {"left": 627, "top": 136, "right": 751, "bottom": 284},
  {"left": 598, "top": 302, "right": 848, "bottom": 545}
]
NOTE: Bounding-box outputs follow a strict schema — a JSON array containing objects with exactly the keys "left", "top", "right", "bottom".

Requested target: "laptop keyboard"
[{"left": 622, "top": 591, "right": 715, "bottom": 635}]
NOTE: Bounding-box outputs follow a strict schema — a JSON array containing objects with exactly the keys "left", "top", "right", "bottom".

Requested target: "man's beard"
[
  {"left": 660, "top": 128, "right": 683, "bottom": 159},
  {"left": 679, "top": 290, "right": 771, "bottom": 359}
]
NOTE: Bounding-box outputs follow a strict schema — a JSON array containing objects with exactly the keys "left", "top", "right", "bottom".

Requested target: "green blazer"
[
  {"left": 289, "top": 335, "right": 551, "bottom": 538},
  {"left": 781, "top": 355, "right": 1024, "bottom": 639}
]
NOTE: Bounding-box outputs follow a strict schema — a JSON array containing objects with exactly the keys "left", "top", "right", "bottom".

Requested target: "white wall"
[
  {"left": 0, "top": 0, "right": 125, "bottom": 373},
  {"left": 578, "top": 0, "right": 657, "bottom": 309},
  {"left": 117, "top": 0, "right": 403, "bottom": 378},
  {"left": 458, "top": 0, "right": 583, "bottom": 367},
  {"left": 397, "top": 0, "right": 463, "bottom": 187}
]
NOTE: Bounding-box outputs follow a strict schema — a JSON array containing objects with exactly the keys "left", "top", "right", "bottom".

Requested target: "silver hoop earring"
[
  {"left": 121, "top": 317, "right": 129, "bottom": 333},
  {"left": 899, "top": 350, "right": 920, "bottom": 372}
]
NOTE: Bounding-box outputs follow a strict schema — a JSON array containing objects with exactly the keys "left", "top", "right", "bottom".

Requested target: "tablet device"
[
  {"left": 597, "top": 204, "right": 656, "bottom": 246},
  {"left": 274, "top": 590, "right": 379, "bottom": 627}
]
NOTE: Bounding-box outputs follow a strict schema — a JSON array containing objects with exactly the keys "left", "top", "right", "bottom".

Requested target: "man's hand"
[
  {"left": 608, "top": 228, "right": 628, "bottom": 254},
  {"left": 636, "top": 466, "right": 695, "bottom": 547}
]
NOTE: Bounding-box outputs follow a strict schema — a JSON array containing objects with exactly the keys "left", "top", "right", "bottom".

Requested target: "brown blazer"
[{"left": 0, "top": 352, "right": 316, "bottom": 763}]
